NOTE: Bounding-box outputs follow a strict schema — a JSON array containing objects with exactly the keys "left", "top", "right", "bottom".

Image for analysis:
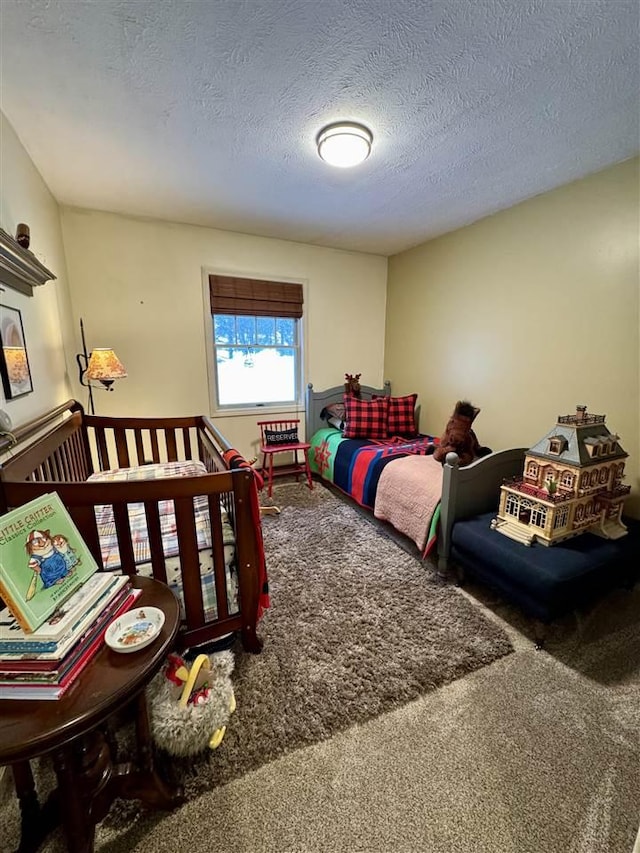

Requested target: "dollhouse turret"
[{"left": 492, "top": 405, "right": 630, "bottom": 546}]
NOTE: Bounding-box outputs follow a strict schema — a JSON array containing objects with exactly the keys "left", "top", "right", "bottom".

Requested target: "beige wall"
[
  {"left": 60, "top": 208, "right": 387, "bottom": 460},
  {"left": 385, "top": 158, "right": 640, "bottom": 518},
  {"left": 0, "top": 113, "right": 74, "bottom": 423}
]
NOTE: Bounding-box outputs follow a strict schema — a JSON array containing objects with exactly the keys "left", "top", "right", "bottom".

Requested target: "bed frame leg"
[
  {"left": 436, "top": 555, "right": 449, "bottom": 581},
  {"left": 240, "top": 623, "right": 263, "bottom": 654}
]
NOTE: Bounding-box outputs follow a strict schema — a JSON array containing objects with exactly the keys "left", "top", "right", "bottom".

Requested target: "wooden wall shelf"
[{"left": 0, "top": 228, "right": 57, "bottom": 297}]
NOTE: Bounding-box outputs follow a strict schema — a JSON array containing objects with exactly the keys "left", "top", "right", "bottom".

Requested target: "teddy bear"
[
  {"left": 433, "top": 401, "right": 488, "bottom": 467},
  {"left": 147, "top": 651, "right": 236, "bottom": 755}
]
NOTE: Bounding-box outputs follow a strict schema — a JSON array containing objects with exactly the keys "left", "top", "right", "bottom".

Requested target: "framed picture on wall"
[{"left": 0, "top": 304, "right": 33, "bottom": 399}]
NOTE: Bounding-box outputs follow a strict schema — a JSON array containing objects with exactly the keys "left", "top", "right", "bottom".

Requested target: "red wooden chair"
[{"left": 257, "top": 419, "right": 313, "bottom": 498}]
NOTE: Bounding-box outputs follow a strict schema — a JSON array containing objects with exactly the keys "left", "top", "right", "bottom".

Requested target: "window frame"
[{"left": 202, "top": 268, "right": 307, "bottom": 417}]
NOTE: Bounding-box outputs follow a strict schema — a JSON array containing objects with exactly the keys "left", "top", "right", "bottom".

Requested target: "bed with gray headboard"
[{"left": 305, "top": 381, "right": 525, "bottom": 574}]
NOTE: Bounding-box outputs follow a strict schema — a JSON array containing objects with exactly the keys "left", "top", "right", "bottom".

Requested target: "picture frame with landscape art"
[{"left": 0, "top": 304, "right": 33, "bottom": 399}]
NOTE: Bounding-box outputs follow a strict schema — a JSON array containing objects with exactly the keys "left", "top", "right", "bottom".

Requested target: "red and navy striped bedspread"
[{"left": 309, "top": 427, "right": 438, "bottom": 509}]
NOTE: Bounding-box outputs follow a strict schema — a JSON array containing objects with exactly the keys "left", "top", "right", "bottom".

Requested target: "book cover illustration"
[{"left": 0, "top": 492, "right": 99, "bottom": 632}]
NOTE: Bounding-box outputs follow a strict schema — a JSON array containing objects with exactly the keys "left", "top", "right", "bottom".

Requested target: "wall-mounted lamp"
[
  {"left": 76, "top": 318, "right": 127, "bottom": 414},
  {"left": 316, "top": 121, "right": 373, "bottom": 168}
]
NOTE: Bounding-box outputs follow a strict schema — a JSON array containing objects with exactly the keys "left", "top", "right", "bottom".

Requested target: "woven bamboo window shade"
[{"left": 209, "top": 275, "right": 303, "bottom": 318}]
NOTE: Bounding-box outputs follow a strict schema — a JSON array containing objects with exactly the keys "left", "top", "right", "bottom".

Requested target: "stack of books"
[{"left": 0, "top": 493, "right": 141, "bottom": 700}]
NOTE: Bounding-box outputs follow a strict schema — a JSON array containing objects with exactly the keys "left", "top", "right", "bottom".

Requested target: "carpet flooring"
[
  {"left": 174, "top": 480, "right": 514, "bottom": 797},
  {"left": 0, "top": 480, "right": 513, "bottom": 849},
  {"left": 2, "top": 481, "right": 637, "bottom": 852}
]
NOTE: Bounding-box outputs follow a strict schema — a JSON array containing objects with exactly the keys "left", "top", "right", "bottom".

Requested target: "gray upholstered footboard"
[{"left": 437, "top": 447, "right": 527, "bottom": 575}]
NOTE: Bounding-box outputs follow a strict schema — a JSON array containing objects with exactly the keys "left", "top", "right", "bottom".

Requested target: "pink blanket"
[{"left": 373, "top": 455, "right": 444, "bottom": 551}]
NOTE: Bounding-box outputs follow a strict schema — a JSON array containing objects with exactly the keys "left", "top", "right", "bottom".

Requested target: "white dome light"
[{"left": 317, "top": 122, "right": 373, "bottom": 168}]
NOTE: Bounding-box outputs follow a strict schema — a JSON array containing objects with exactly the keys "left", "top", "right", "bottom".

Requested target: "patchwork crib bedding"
[
  {"left": 90, "top": 461, "right": 238, "bottom": 621},
  {"left": 308, "top": 427, "right": 442, "bottom": 554}
]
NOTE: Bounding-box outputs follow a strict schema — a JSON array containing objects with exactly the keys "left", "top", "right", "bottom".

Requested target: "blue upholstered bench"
[{"left": 451, "top": 512, "right": 640, "bottom": 645}]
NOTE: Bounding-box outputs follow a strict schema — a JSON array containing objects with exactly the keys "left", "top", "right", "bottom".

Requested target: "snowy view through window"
[{"left": 214, "top": 315, "right": 298, "bottom": 406}]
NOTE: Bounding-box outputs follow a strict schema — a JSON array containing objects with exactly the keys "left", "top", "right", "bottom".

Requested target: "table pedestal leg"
[
  {"left": 52, "top": 734, "right": 110, "bottom": 853},
  {"left": 113, "top": 692, "right": 184, "bottom": 808},
  {"left": 8, "top": 689, "right": 182, "bottom": 852},
  {"left": 11, "top": 761, "right": 58, "bottom": 853}
]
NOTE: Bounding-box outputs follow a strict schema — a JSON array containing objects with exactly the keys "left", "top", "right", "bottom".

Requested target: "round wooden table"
[{"left": 0, "top": 576, "right": 184, "bottom": 853}]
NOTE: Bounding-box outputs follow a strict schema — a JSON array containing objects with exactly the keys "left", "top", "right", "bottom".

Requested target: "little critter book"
[{"left": 0, "top": 493, "right": 99, "bottom": 632}]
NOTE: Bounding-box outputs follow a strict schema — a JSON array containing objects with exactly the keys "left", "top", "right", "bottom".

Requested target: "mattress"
[{"left": 89, "top": 461, "right": 238, "bottom": 621}]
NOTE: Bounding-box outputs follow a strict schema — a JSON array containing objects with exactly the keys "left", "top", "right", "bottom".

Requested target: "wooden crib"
[{"left": 0, "top": 400, "right": 266, "bottom": 652}]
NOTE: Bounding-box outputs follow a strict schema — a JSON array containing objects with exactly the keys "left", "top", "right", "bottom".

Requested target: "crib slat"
[
  {"left": 150, "top": 431, "right": 160, "bottom": 464},
  {"left": 209, "top": 495, "right": 229, "bottom": 620},
  {"left": 114, "top": 429, "right": 130, "bottom": 469},
  {"left": 144, "top": 501, "right": 168, "bottom": 584},
  {"left": 182, "top": 427, "right": 192, "bottom": 459},
  {"left": 174, "top": 496, "right": 205, "bottom": 629},
  {"left": 66, "top": 504, "right": 104, "bottom": 569},
  {"left": 166, "top": 430, "right": 178, "bottom": 462},
  {"left": 95, "top": 429, "right": 109, "bottom": 471},
  {"left": 134, "top": 431, "right": 145, "bottom": 466},
  {"left": 112, "top": 503, "right": 136, "bottom": 576}
]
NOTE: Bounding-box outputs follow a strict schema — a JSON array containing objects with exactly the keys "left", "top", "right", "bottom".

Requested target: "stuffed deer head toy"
[{"left": 344, "top": 373, "right": 362, "bottom": 397}]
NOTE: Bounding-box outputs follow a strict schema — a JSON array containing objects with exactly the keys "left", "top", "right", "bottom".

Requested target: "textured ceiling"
[{"left": 1, "top": 0, "right": 638, "bottom": 256}]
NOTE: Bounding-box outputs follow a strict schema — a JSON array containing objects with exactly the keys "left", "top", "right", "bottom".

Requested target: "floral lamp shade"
[{"left": 85, "top": 348, "right": 127, "bottom": 381}]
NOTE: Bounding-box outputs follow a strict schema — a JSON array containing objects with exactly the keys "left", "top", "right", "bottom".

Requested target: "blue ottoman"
[{"left": 451, "top": 512, "right": 639, "bottom": 642}]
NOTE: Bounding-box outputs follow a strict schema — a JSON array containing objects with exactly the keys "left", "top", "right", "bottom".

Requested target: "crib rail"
[{"left": 83, "top": 413, "right": 226, "bottom": 473}]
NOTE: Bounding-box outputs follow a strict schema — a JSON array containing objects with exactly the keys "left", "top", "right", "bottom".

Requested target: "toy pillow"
[
  {"left": 264, "top": 426, "right": 299, "bottom": 446},
  {"left": 320, "top": 403, "right": 346, "bottom": 431},
  {"left": 373, "top": 393, "right": 418, "bottom": 438},
  {"left": 343, "top": 394, "right": 389, "bottom": 439},
  {"left": 433, "top": 401, "right": 485, "bottom": 467}
]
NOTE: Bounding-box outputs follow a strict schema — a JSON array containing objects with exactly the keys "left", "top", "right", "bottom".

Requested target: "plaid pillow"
[
  {"left": 343, "top": 395, "right": 389, "bottom": 439},
  {"left": 373, "top": 393, "right": 418, "bottom": 437}
]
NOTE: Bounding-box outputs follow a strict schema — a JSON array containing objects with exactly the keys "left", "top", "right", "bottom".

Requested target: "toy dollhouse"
[{"left": 492, "top": 405, "right": 630, "bottom": 546}]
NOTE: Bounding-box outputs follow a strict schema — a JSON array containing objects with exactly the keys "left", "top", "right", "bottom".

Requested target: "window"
[
  {"left": 553, "top": 505, "right": 569, "bottom": 529},
  {"left": 518, "top": 499, "right": 532, "bottom": 524},
  {"left": 531, "top": 505, "right": 547, "bottom": 529},
  {"left": 506, "top": 493, "right": 519, "bottom": 517},
  {"left": 560, "top": 471, "right": 574, "bottom": 488},
  {"left": 547, "top": 435, "right": 567, "bottom": 454},
  {"left": 209, "top": 274, "right": 303, "bottom": 409}
]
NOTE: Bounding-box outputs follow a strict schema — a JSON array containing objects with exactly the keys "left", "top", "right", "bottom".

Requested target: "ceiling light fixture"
[{"left": 316, "top": 122, "right": 373, "bottom": 168}]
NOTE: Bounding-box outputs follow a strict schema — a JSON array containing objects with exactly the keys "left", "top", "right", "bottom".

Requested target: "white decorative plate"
[{"left": 105, "top": 606, "right": 165, "bottom": 653}]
